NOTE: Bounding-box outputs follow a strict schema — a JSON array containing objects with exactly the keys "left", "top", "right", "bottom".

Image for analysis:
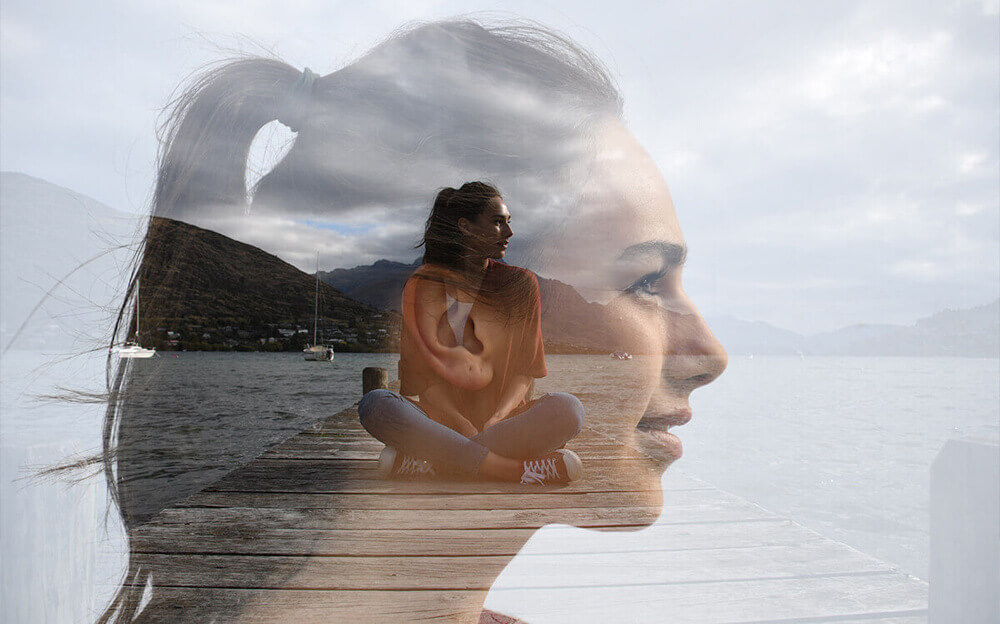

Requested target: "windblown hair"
[
  {"left": 421, "top": 181, "right": 502, "bottom": 269},
  {"left": 416, "top": 181, "right": 535, "bottom": 322},
  {"left": 97, "top": 18, "right": 622, "bottom": 623}
]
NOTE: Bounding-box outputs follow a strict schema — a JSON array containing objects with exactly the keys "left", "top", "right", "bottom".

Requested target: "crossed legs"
[{"left": 357, "top": 389, "right": 585, "bottom": 480}]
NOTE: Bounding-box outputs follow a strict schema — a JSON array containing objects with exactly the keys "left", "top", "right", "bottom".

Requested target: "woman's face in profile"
[
  {"left": 463, "top": 196, "right": 513, "bottom": 261},
  {"left": 544, "top": 119, "right": 728, "bottom": 499}
]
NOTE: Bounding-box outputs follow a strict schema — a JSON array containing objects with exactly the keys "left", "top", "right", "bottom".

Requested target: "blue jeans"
[{"left": 357, "top": 389, "right": 585, "bottom": 477}]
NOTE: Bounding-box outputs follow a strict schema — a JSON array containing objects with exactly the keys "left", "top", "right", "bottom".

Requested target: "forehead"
[
  {"left": 475, "top": 196, "right": 509, "bottom": 219},
  {"left": 537, "top": 120, "right": 684, "bottom": 291},
  {"left": 581, "top": 120, "right": 682, "bottom": 240}
]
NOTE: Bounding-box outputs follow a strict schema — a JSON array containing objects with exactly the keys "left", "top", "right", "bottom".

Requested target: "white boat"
[
  {"left": 116, "top": 279, "right": 156, "bottom": 359},
  {"left": 303, "top": 344, "right": 335, "bottom": 361},
  {"left": 303, "top": 253, "right": 334, "bottom": 362},
  {"left": 610, "top": 350, "right": 632, "bottom": 360},
  {"left": 116, "top": 342, "right": 156, "bottom": 359}
]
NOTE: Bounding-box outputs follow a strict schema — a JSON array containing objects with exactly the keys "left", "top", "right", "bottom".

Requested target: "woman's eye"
[{"left": 624, "top": 272, "right": 663, "bottom": 298}]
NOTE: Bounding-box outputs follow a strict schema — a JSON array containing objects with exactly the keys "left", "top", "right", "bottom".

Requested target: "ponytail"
[{"left": 153, "top": 58, "right": 306, "bottom": 218}]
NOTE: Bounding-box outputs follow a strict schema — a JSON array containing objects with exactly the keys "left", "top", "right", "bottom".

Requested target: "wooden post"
[
  {"left": 929, "top": 437, "right": 999, "bottom": 623},
  {"left": 362, "top": 367, "right": 388, "bottom": 395}
]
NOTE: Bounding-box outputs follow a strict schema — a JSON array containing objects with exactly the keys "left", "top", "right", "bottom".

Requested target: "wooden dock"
[{"left": 130, "top": 376, "right": 928, "bottom": 623}]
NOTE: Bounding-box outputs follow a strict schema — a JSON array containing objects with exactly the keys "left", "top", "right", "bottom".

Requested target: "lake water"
[{"left": 2, "top": 350, "right": 997, "bottom": 622}]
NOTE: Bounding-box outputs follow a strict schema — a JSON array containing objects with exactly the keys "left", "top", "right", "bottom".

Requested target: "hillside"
[{"left": 137, "top": 217, "right": 398, "bottom": 351}]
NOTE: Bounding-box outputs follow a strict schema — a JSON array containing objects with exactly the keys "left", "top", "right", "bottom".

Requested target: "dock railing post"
[
  {"left": 929, "top": 437, "right": 1000, "bottom": 623},
  {"left": 362, "top": 367, "right": 389, "bottom": 395}
]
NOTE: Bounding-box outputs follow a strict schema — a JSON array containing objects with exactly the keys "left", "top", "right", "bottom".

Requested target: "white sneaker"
[
  {"left": 519, "top": 449, "right": 583, "bottom": 485},
  {"left": 377, "top": 446, "right": 437, "bottom": 480}
]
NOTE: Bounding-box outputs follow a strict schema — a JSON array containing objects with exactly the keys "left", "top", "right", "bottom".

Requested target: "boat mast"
[
  {"left": 313, "top": 253, "right": 319, "bottom": 346},
  {"left": 135, "top": 277, "right": 140, "bottom": 344}
]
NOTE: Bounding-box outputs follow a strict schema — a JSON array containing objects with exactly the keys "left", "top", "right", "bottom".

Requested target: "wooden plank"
[
  {"left": 274, "top": 432, "right": 625, "bottom": 448},
  {"left": 145, "top": 499, "right": 776, "bottom": 531},
  {"left": 132, "top": 587, "right": 486, "bottom": 624},
  {"left": 731, "top": 614, "right": 928, "bottom": 624},
  {"left": 130, "top": 577, "right": 926, "bottom": 624},
  {"left": 487, "top": 572, "right": 927, "bottom": 624},
  {"left": 177, "top": 487, "right": 724, "bottom": 511},
  {"left": 131, "top": 519, "right": 814, "bottom": 557},
  {"left": 130, "top": 542, "right": 896, "bottom": 592},
  {"left": 263, "top": 439, "right": 641, "bottom": 461},
  {"left": 204, "top": 458, "right": 693, "bottom": 494},
  {"left": 126, "top": 392, "right": 929, "bottom": 624}
]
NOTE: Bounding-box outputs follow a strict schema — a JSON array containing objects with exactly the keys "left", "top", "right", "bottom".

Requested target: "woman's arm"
[
  {"left": 482, "top": 374, "right": 533, "bottom": 431},
  {"left": 404, "top": 274, "right": 493, "bottom": 391}
]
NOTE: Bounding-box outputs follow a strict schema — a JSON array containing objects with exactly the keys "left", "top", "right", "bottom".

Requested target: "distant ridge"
[
  {"left": 319, "top": 258, "right": 420, "bottom": 312},
  {"left": 325, "top": 257, "right": 999, "bottom": 358},
  {"left": 1, "top": 172, "right": 139, "bottom": 350}
]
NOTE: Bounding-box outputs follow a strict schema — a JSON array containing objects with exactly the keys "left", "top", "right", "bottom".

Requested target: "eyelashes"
[{"left": 623, "top": 270, "right": 665, "bottom": 297}]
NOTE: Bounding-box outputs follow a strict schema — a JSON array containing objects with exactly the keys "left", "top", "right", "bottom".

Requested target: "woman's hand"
[
  {"left": 481, "top": 410, "right": 509, "bottom": 431},
  {"left": 451, "top": 415, "right": 480, "bottom": 438},
  {"left": 482, "top": 374, "right": 533, "bottom": 432}
]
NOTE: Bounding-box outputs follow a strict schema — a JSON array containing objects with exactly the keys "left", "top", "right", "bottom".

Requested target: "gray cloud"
[{"left": 2, "top": 0, "right": 996, "bottom": 333}]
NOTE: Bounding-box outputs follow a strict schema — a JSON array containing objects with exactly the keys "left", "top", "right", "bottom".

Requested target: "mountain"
[
  {"left": 319, "top": 259, "right": 420, "bottom": 312},
  {"left": 323, "top": 257, "right": 999, "bottom": 358},
  {"left": 139, "top": 217, "right": 398, "bottom": 350},
  {"left": 320, "top": 259, "right": 624, "bottom": 353},
  {"left": 0, "top": 172, "right": 140, "bottom": 350},
  {"left": 0, "top": 171, "right": 397, "bottom": 352},
  {"left": 712, "top": 301, "right": 999, "bottom": 357},
  {"left": 320, "top": 258, "right": 651, "bottom": 354},
  {"left": 704, "top": 316, "right": 806, "bottom": 356},
  {"left": 804, "top": 301, "right": 999, "bottom": 357}
]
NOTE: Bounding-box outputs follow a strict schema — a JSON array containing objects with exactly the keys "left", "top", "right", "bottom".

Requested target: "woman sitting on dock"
[{"left": 358, "top": 181, "right": 586, "bottom": 485}]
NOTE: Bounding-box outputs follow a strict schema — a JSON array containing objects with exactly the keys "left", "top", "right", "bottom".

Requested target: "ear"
[
  {"left": 457, "top": 216, "right": 476, "bottom": 237},
  {"left": 402, "top": 273, "right": 493, "bottom": 391}
]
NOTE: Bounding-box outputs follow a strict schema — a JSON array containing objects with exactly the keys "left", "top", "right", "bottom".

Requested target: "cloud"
[{"left": 2, "top": 0, "right": 997, "bottom": 333}]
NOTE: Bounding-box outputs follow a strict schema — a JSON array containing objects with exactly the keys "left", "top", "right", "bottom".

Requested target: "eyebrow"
[{"left": 618, "top": 240, "right": 687, "bottom": 268}]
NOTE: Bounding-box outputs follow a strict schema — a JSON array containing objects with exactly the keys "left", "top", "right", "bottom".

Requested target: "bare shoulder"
[
  {"left": 490, "top": 261, "right": 539, "bottom": 288},
  {"left": 403, "top": 266, "right": 451, "bottom": 318}
]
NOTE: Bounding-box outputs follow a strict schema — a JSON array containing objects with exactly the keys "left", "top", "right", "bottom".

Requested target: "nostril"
[{"left": 685, "top": 373, "right": 716, "bottom": 388}]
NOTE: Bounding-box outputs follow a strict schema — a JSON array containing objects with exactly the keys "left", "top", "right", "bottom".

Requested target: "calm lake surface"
[{"left": 2, "top": 350, "right": 997, "bottom": 622}]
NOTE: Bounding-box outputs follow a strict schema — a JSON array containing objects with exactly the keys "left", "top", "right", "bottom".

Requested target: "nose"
[
  {"left": 663, "top": 305, "right": 728, "bottom": 391},
  {"left": 502, "top": 222, "right": 513, "bottom": 238}
]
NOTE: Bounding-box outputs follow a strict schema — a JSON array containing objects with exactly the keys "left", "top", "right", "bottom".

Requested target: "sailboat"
[
  {"left": 116, "top": 279, "right": 156, "bottom": 359},
  {"left": 303, "top": 254, "right": 334, "bottom": 362}
]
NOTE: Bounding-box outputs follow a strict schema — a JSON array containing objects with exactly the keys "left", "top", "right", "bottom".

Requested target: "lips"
[
  {"left": 641, "top": 428, "right": 683, "bottom": 459},
  {"left": 635, "top": 409, "right": 693, "bottom": 459}
]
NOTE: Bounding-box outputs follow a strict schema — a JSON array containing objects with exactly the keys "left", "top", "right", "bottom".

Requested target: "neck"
[{"left": 460, "top": 254, "right": 490, "bottom": 276}]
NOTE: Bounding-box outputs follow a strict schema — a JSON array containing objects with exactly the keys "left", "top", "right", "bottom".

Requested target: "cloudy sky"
[{"left": 2, "top": 0, "right": 997, "bottom": 334}]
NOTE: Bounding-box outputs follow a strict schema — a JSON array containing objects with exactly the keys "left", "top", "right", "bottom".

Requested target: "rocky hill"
[{"left": 138, "top": 217, "right": 398, "bottom": 351}]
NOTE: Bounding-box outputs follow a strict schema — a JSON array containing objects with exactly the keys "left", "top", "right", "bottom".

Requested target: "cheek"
[{"left": 606, "top": 299, "right": 666, "bottom": 409}]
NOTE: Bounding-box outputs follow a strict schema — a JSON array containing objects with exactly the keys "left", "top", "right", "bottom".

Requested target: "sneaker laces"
[
  {"left": 521, "top": 456, "right": 561, "bottom": 484},
  {"left": 398, "top": 453, "right": 436, "bottom": 477}
]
